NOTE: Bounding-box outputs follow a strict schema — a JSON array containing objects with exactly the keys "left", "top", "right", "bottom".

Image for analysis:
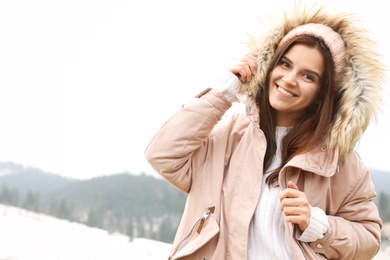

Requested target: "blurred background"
[{"left": 0, "top": 0, "right": 389, "bottom": 258}]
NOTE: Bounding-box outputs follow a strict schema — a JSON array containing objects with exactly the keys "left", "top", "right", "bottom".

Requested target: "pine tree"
[
  {"left": 22, "top": 190, "right": 40, "bottom": 212},
  {"left": 126, "top": 216, "right": 134, "bottom": 241}
]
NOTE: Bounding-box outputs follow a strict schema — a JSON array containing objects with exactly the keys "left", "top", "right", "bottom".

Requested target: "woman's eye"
[
  {"left": 280, "top": 61, "right": 290, "bottom": 68},
  {"left": 303, "top": 74, "right": 314, "bottom": 82}
]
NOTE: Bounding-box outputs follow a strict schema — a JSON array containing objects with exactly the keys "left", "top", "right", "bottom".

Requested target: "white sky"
[{"left": 1, "top": 0, "right": 389, "bottom": 179}]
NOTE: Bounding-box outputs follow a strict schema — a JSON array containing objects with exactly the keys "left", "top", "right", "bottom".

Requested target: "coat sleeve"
[
  {"left": 144, "top": 88, "right": 231, "bottom": 193},
  {"left": 310, "top": 155, "right": 382, "bottom": 260}
]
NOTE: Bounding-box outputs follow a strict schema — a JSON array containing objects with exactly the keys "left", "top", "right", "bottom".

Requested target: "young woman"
[{"left": 145, "top": 4, "right": 384, "bottom": 260}]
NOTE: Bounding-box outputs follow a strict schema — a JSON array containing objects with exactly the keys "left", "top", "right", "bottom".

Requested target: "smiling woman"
[{"left": 145, "top": 2, "right": 386, "bottom": 259}]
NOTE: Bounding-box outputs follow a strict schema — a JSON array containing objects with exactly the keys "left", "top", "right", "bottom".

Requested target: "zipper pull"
[{"left": 197, "top": 206, "right": 215, "bottom": 234}]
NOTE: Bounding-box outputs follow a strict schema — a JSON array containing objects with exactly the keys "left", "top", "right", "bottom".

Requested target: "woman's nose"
[{"left": 282, "top": 74, "right": 297, "bottom": 86}]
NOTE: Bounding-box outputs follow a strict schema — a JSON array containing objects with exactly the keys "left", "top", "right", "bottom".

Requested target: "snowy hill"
[{"left": 0, "top": 204, "right": 171, "bottom": 259}]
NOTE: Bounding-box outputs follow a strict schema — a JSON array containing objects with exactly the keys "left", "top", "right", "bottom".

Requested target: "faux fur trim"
[{"left": 243, "top": 2, "right": 386, "bottom": 159}]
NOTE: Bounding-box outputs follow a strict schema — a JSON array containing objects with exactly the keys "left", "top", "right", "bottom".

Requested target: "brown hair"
[{"left": 256, "top": 34, "right": 339, "bottom": 185}]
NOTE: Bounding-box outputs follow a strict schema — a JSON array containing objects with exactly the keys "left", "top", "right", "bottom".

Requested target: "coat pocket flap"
[{"left": 171, "top": 216, "right": 219, "bottom": 259}]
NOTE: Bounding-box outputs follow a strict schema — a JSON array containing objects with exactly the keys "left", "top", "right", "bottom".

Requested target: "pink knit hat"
[{"left": 279, "top": 23, "right": 347, "bottom": 82}]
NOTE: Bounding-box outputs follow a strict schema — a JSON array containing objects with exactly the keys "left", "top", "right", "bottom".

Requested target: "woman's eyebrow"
[{"left": 282, "top": 56, "right": 321, "bottom": 80}]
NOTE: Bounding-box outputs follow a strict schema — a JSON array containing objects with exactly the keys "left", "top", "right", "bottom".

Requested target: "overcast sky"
[{"left": 1, "top": 0, "right": 389, "bottom": 179}]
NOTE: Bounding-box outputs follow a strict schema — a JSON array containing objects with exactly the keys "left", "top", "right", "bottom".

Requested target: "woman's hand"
[
  {"left": 280, "top": 181, "right": 311, "bottom": 232},
  {"left": 229, "top": 52, "right": 258, "bottom": 83}
]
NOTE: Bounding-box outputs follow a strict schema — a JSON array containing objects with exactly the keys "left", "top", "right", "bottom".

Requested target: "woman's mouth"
[{"left": 277, "top": 86, "right": 295, "bottom": 97}]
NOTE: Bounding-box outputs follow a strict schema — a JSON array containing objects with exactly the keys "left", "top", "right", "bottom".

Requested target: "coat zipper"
[{"left": 169, "top": 206, "right": 215, "bottom": 260}]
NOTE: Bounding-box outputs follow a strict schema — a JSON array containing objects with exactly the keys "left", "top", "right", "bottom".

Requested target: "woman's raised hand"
[{"left": 229, "top": 53, "right": 258, "bottom": 83}]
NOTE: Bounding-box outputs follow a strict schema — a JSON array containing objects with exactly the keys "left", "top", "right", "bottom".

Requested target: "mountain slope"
[
  {"left": 0, "top": 203, "right": 171, "bottom": 260},
  {"left": 0, "top": 161, "right": 77, "bottom": 194}
]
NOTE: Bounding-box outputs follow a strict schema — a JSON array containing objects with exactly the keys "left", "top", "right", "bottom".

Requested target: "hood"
[{"left": 242, "top": 2, "right": 387, "bottom": 159}]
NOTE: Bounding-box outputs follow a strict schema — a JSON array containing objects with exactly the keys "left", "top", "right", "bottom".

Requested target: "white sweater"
[{"left": 248, "top": 126, "right": 292, "bottom": 259}]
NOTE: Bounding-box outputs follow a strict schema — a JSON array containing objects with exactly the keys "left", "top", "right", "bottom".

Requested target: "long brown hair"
[{"left": 256, "top": 34, "right": 339, "bottom": 185}]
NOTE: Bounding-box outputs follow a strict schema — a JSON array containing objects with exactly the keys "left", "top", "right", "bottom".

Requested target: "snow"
[{"left": 0, "top": 204, "right": 171, "bottom": 259}]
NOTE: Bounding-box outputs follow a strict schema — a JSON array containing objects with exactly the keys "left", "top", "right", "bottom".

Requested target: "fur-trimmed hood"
[{"left": 242, "top": 3, "right": 386, "bottom": 159}]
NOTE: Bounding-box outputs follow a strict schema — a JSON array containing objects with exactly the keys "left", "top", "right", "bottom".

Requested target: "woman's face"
[{"left": 268, "top": 44, "right": 325, "bottom": 126}]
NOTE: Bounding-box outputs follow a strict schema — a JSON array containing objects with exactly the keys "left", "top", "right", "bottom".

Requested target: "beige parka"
[{"left": 145, "top": 3, "right": 385, "bottom": 260}]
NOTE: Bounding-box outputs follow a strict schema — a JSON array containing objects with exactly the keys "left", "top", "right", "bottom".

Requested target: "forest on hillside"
[{"left": 0, "top": 162, "right": 186, "bottom": 243}]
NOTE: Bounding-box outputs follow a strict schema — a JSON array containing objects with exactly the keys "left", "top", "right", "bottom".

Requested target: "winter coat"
[
  {"left": 145, "top": 3, "right": 385, "bottom": 260},
  {"left": 145, "top": 88, "right": 381, "bottom": 259}
]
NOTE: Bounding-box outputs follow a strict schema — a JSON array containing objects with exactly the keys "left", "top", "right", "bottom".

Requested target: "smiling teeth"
[{"left": 278, "top": 86, "right": 294, "bottom": 97}]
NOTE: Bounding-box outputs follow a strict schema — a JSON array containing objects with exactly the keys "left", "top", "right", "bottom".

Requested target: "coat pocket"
[{"left": 169, "top": 207, "right": 220, "bottom": 260}]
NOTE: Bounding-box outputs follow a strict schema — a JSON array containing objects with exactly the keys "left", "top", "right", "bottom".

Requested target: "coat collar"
[{"left": 286, "top": 146, "right": 339, "bottom": 177}]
